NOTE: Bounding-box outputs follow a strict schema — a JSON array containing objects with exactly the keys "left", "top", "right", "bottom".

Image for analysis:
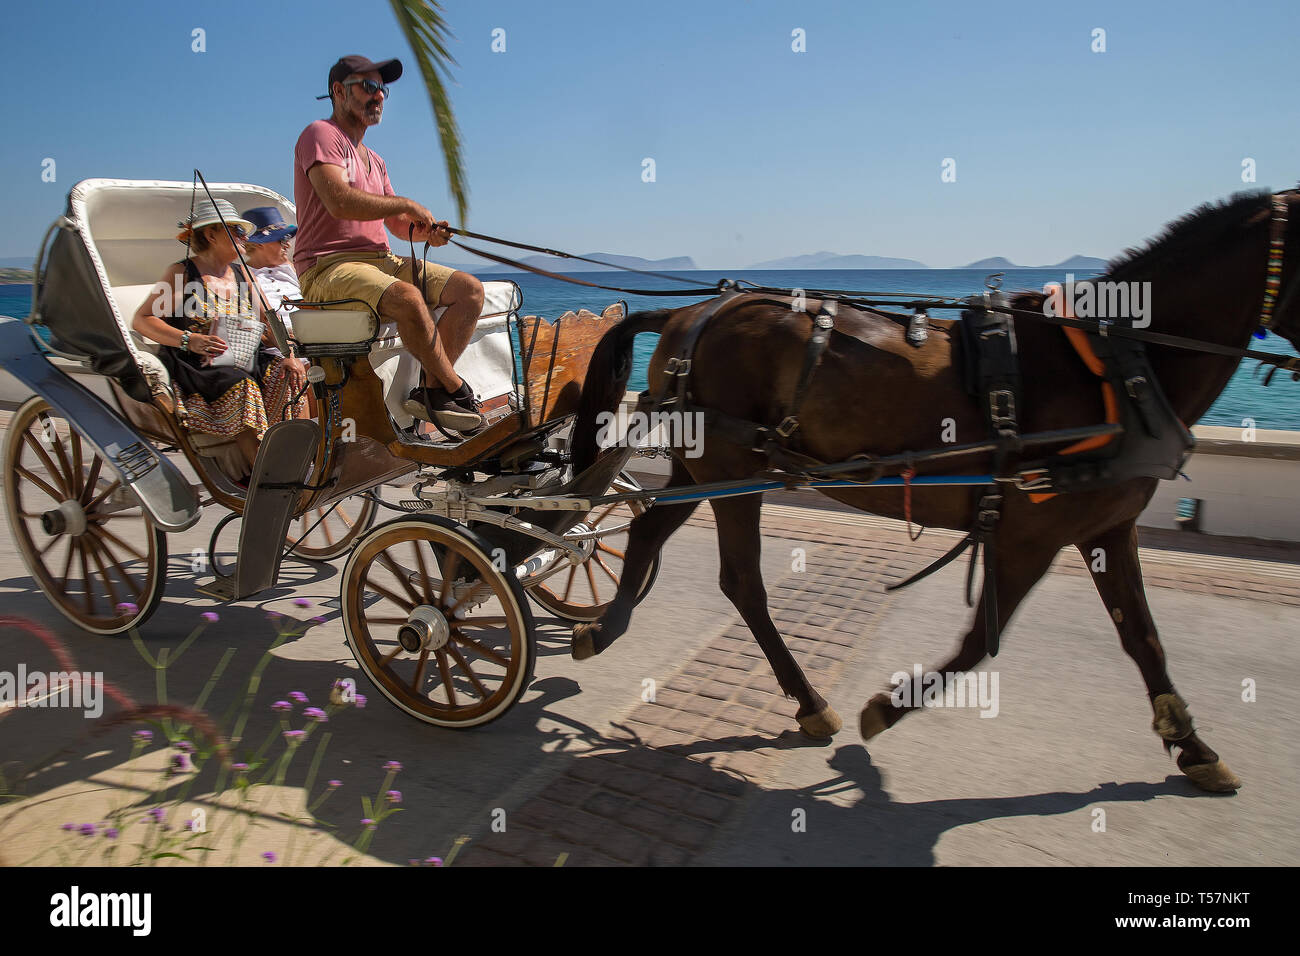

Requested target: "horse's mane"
[{"left": 1104, "top": 190, "right": 1271, "bottom": 279}]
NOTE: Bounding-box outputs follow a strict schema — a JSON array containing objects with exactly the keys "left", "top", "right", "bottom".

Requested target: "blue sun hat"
[{"left": 242, "top": 206, "right": 298, "bottom": 244}]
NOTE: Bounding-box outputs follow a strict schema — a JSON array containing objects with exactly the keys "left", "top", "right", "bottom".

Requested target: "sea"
[{"left": 4, "top": 268, "right": 1297, "bottom": 429}]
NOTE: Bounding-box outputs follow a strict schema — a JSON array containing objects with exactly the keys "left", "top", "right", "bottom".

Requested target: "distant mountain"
[
  {"left": 0, "top": 256, "right": 34, "bottom": 269},
  {"left": 963, "top": 256, "right": 1020, "bottom": 270},
  {"left": 456, "top": 253, "right": 697, "bottom": 275},
  {"left": 1045, "top": 255, "right": 1108, "bottom": 270},
  {"left": 747, "top": 251, "right": 929, "bottom": 270},
  {"left": 963, "top": 254, "right": 1108, "bottom": 270}
]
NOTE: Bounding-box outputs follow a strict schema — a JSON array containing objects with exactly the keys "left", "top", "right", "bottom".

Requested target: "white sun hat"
[{"left": 176, "top": 198, "right": 256, "bottom": 242}]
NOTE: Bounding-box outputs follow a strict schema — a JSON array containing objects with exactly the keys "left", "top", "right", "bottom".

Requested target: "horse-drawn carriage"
[{"left": 0, "top": 178, "right": 655, "bottom": 728}]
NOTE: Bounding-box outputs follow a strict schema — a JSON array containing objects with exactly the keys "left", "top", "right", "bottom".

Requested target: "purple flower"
[
  {"left": 79, "top": 823, "right": 96, "bottom": 836},
  {"left": 282, "top": 730, "right": 305, "bottom": 743},
  {"left": 232, "top": 762, "right": 249, "bottom": 772},
  {"left": 425, "top": 856, "right": 443, "bottom": 867},
  {"left": 61, "top": 822, "right": 75, "bottom": 831},
  {"left": 271, "top": 700, "right": 292, "bottom": 714},
  {"left": 147, "top": 807, "right": 165, "bottom": 823},
  {"left": 201, "top": 611, "right": 219, "bottom": 623},
  {"left": 383, "top": 760, "right": 402, "bottom": 773},
  {"left": 265, "top": 610, "right": 283, "bottom": 622},
  {"left": 408, "top": 858, "right": 421, "bottom": 867},
  {"left": 104, "top": 828, "right": 119, "bottom": 839},
  {"left": 115, "top": 602, "right": 139, "bottom": 616},
  {"left": 327, "top": 780, "right": 341, "bottom": 789},
  {"left": 310, "top": 616, "right": 327, "bottom": 626},
  {"left": 176, "top": 740, "right": 195, "bottom": 754},
  {"left": 293, "top": 598, "right": 312, "bottom": 608},
  {"left": 171, "top": 753, "right": 194, "bottom": 773},
  {"left": 184, "top": 819, "right": 197, "bottom": 832},
  {"left": 355, "top": 694, "right": 367, "bottom": 709},
  {"left": 262, "top": 851, "right": 277, "bottom": 863},
  {"left": 289, "top": 691, "right": 308, "bottom": 704},
  {"left": 303, "top": 707, "right": 328, "bottom": 723},
  {"left": 385, "top": 790, "right": 402, "bottom": 805},
  {"left": 361, "top": 818, "right": 376, "bottom": 830},
  {"left": 132, "top": 729, "right": 153, "bottom": 744}
]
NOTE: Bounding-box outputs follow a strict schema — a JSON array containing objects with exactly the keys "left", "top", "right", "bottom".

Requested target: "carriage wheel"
[
  {"left": 341, "top": 515, "right": 536, "bottom": 728},
  {"left": 287, "top": 493, "right": 380, "bottom": 561},
  {"left": 1, "top": 397, "right": 167, "bottom": 635},
  {"left": 527, "top": 471, "right": 661, "bottom": 622}
]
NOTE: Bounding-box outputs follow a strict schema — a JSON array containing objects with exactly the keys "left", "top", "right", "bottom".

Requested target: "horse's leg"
[
  {"left": 1077, "top": 520, "right": 1240, "bottom": 792},
  {"left": 859, "top": 537, "right": 1057, "bottom": 739},
  {"left": 709, "top": 493, "right": 842, "bottom": 738},
  {"left": 572, "top": 457, "right": 700, "bottom": 660}
]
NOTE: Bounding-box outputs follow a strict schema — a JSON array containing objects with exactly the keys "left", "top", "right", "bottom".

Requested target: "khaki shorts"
[{"left": 298, "top": 250, "right": 457, "bottom": 319}]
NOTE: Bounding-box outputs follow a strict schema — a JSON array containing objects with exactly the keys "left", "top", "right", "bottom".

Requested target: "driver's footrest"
[
  {"left": 404, "top": 404, "right": 514, "bottom": 448},
  {"left": 195, "top": 574, "right": 237, "bottom": 602}
]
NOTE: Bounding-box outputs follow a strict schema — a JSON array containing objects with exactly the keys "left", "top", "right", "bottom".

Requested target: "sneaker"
[
  {"left": 449, "top": 381, "right": 488, "bottom": 437},
  {"left": 403, "top": 381, "right": 487, "bottom": 434}
]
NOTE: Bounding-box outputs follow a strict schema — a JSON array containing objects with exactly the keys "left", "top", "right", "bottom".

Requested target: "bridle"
[{"left": 1259, "top": 189, "right": 1298, "bottom": 331}]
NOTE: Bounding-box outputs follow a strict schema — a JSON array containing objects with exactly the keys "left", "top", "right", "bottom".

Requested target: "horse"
[{"left": 565, "top": 188, "right": 1300, "bottom": 793}]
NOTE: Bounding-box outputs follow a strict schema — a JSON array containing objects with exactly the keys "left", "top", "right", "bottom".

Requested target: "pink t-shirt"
[{"left": 293, "top": 118, "right": 395, "bottom": 275}]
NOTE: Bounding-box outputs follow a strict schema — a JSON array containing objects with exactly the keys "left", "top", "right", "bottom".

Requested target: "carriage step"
[{"left": 195, "top": 574, "right": 238, "bottom": 602}]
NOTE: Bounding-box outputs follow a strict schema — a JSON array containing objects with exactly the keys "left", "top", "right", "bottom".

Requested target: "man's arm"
[{"left": 307, "top": 162, "right": 433, "bottom": 234}]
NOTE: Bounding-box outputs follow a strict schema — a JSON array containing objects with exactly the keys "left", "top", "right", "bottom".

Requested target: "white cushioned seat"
[{"left": 290, "top": 307, "right": 378, "bottom": 345}]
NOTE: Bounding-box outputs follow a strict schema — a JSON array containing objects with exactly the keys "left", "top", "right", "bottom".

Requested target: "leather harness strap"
[{"left": 653, "top": 291, "right": 838, "bottom": 454}]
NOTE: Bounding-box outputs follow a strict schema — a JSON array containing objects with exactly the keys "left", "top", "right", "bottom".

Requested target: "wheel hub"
[
  {"left": 41, "top": 498, "right": 88, "bottom": 537},
  {"left": 568, "top": 522, "right": 597, "bottom": 560},
  {"left": 397, "top": 605, "right": 451, "bottom": 653}
]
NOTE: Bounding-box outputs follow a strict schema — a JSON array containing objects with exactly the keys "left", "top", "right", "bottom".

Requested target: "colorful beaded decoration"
[{"left": 1258, "top": 194, "right": 1289, "bottom": 330}]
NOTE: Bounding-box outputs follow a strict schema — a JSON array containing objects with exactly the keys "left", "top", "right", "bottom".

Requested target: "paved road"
[{"left": 1, "top": 448, "right": 1297, "bottom": 866}]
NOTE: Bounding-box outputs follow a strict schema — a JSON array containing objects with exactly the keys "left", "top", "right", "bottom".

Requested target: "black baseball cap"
[{"left": 317, "top": 55, "right": 403, "bottom": 100}]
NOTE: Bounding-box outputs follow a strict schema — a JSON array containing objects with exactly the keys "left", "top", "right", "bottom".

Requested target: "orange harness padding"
[{"left": 1027, "top": 319, "right": 1120, "bottom": 503}]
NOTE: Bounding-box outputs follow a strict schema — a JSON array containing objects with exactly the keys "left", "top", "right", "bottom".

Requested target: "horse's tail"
[{"left": 571, "top": 309, "right": 674, "bottom": 474}]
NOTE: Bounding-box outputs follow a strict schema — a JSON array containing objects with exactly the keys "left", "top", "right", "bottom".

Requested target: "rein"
[{"left": 441, "top": 192, "right": 1300, "bottom": 377}]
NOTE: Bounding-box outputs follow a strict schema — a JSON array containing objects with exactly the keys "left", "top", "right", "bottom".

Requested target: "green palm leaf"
[{"left": 388, "top": 0, "right": 469, "bottom": 226}]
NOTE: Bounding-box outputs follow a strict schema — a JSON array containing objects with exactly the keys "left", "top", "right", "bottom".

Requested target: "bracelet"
[{"left": 180, "top": 331, "right": 191, "bottom": 352}]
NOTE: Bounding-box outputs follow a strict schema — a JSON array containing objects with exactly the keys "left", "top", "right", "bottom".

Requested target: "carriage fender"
[{"left": 0, "top": 316, "right": 201, "bottom": 532}]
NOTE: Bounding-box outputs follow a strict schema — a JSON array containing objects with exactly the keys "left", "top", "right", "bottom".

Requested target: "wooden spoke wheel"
[
  {"left": 1, "top": 397, "right": 167, "bottom": 635},
  {"left": 341, "top": 515, "right": 536, "bottom": 728},
  {"left": 527, "top": 471, "right": 660, "bottom": 622},
  {"left": 287, "top": 493, "right": 380, "bottom": 561}
]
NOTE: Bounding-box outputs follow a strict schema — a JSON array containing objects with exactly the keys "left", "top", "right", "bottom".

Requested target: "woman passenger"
[{"left": 131, "top": 198, "right": 308, "bottom": 479}]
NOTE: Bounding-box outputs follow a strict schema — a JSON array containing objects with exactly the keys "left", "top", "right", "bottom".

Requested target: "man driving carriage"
[{"left": 294, "top": 54, "right": 487, "bottom": 436}]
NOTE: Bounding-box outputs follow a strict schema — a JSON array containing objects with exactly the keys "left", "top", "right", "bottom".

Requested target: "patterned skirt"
[{"left": 174, "top": 358, "right": 298, "bottom": 441}]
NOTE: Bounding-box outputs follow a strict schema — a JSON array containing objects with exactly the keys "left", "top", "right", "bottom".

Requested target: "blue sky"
[{"left": 0, "top": 0, "right": 1297, "bottom": 267}]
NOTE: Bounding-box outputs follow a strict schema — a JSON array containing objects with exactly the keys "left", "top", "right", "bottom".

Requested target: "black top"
[{"left": 157, "top": 258, "right": 278, "bottom": 402}]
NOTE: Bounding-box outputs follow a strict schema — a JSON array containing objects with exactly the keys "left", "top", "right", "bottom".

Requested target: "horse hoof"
[
  {"left": 1181, "top": 759, "right": 1242, "bottom": 793},
  {"left": 859, "top": 693, "right": 894, "bottom": 742},
  {"left": 571, "top": 623, "right": 599, "bottom": 661},
  {"left": 797, "top": 705, "right": 842, "bottom": 739}
]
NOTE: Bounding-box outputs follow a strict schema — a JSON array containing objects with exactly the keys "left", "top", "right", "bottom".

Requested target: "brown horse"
[{"left": 567, "top": 188, "right": 1300, "bottom": 793}]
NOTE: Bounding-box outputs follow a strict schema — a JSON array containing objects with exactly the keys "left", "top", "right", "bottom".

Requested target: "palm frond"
[{"left": 388, "top": 0, "right": 469, "bottom": 226}]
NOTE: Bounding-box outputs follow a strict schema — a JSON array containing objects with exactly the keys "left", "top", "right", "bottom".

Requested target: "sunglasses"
[{"left": 343, "top": 78, "right": 390, "bottom": 99}]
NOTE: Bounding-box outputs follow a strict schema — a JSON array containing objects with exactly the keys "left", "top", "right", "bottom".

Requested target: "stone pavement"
[{"left": 453, "top": 501, "right": 1300, "bottom": 866}]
